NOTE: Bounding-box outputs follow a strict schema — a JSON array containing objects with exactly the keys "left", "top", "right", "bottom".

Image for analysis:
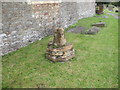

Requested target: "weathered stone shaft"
[
  {"left": 53, "top": 28, "right": 66, "bottom": 47},
  {"left": 46, "top": 28, "right": 75, "bottom": 62}
]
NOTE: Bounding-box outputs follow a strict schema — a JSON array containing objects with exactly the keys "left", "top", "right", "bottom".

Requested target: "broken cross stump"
[
  {"left": 46, "top": 28, "right": 75, "bottom": 62},
  {"left": 53, "top": 28, "right": 66, "bottom": 47}
]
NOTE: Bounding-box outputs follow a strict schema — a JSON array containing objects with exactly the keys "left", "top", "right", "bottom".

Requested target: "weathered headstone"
[
  {"left": 108, "top": 5, "right": 114, "bottom": 11},
  {"left": 46, "top": 28, "right": 75, "bottom": 62}
]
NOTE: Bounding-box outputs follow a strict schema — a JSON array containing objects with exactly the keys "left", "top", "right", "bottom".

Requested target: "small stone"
[
  {"left": 0, "top": 33, "right": 7, "bottom": 38},
  {"left": 63, "top": 51, "right": 68, "bottom": 56},
  {"left": 51, "top": 51, "right": 56, "bottom": 55},
  {"left": 61, "top": 55, "right": 67, "bottom": 58},
  {"left": 55, "top": 51, "right": 63, "bottom": 56},
  {"left": 52, "top": 56, "right": 56, "bottom": 59}
]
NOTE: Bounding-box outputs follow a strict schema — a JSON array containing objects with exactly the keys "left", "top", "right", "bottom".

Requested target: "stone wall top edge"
[
  {"left": 1, "top": 0, "right": 96, "bottom": 3},
  {"left": 2, "top": 0, "right": 119, "bottom": 2}
]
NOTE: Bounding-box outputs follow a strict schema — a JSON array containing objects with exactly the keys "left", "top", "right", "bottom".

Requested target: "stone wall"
[
  {"left": 59, "top": 2, "right": 95, "bottom": 28},
  {"left": 1, "top": 2, "right": 95, "bottom": 56},
  {"left": 0, "top": 2, "right": 2, "bottom": 56}
]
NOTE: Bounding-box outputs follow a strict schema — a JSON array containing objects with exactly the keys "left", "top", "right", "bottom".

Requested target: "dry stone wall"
[{"left": 1, "top": 2, "right": 95, "bottom": 56}]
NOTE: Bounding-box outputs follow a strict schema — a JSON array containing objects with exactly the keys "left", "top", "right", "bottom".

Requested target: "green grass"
[{"left": 2, "top": 11, "right": 118, "bottom": 88}]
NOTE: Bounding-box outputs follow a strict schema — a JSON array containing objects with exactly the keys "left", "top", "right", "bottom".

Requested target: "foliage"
[
  {"left": 96, "top": 2, "right": 120, "bottom": 7},
  {"left": 111, "top": 2, "right": 120, "bottom": 7}
]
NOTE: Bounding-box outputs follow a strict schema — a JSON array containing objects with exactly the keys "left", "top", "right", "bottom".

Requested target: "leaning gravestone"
[{"left": 46, "top": 28, "right": 75, "bottom": 62}]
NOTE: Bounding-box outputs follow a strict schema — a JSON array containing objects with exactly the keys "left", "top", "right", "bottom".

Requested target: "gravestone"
[
  {"left": 99, "top": 5, "right": 104, "bottom": 14},
  {"left": 108, "top": 5, "right": 114, "bottom": 11},
  {"left": 92, "top": 22, "right": 106, "bottom": 27},
  {"left": 103, "top": 4, "right": 107, "bottom": 9},
  {"left": 67, "top": 26, "right": 87, "bottom": 34},
  {"left": 96, "top": 4, "right": 104, "bottom": 14},
  {"left": 98, "top": 4, "right": 104, "bottom": 14},
  {"left": 46, "top": 28, "right": 75, "bottom": 62}
]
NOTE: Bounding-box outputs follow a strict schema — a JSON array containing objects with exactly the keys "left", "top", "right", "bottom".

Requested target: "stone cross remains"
[
  {"left": 46, "top": 28, "right": 75, "bottom": 62},
  {"left": 53, "top": 28, "right": 66, "bottom": 47}
]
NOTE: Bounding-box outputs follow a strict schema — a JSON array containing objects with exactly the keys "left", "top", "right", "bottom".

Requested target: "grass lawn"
[{"left": 2, "top": 11, "right": 118, "bottom": 88}]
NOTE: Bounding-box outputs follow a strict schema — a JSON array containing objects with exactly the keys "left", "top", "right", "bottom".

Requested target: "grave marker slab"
[
  {"left": 67, "top": 26, "right": 87, "bottom": 34},
  {"left": 86, "top": 27, "right": 101, "bottom": 34},
  {"left": 92, "top": 22, "right": 106, "bottom": 27}
]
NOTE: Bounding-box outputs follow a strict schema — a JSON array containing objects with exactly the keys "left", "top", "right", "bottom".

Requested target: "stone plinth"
[{"left": 46, "top": 42, "right": 75, "bottom": 62}]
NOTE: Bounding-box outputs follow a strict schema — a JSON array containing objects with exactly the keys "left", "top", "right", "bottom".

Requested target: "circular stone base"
[{"left": 46, "top": 41, "right": 75, "bottom": 62}]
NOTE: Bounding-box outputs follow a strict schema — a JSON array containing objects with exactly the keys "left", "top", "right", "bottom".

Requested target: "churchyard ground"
[{"left": 2, "top": 9, "right": 118, "bottom": 88}]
